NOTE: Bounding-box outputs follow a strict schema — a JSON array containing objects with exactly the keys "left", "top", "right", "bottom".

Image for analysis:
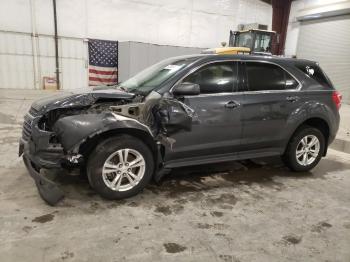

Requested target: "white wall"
[
  {"left": 0, "top": 0, "right": 272, "bottom": 89},
  {"left": 285, "top": 0, "right": 350, "bottom": 57},
  {"left": 0, "top": 0, "right": 272, "bottom": 48}
]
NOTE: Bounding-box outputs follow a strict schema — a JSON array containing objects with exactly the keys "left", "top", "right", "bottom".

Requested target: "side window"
[
  {"left": 295, "top": 64, "right": 332, "bottom": 88},
  {"left": 285, "top": 72, "right": 299, "bottom": 89},
  {"left": 183, "top": 62, "right": 236, "bottom": 94},
  {"left": 246, "top": 62, "right": 298, "bottom": 91}
]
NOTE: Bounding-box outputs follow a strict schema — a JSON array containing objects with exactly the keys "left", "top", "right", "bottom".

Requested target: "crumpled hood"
[{"left": 30, "top": 87, "right": 135, "bottom": 114}]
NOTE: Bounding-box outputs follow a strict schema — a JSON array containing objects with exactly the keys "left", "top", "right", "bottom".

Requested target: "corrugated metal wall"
[
  {"left": 0, "top": 31, "right": 34, "bottom": 89},
  {"left": 0, "top": 0, "right": 273, "bottom": 90},
  {"left": 0, "top": 32, "right": 204, "bottom": 89},
  {"left": 60, "top": 38, "right": 88, "bottom": 90},
  {"left": 118, "top": 42, "right": 204, "bottom": 82},
  {"left": 0, "top": 31, "right": 88, "bottom": 90},
  {"left": 297, "top": 15, "right": 350, "bottom": 103}
]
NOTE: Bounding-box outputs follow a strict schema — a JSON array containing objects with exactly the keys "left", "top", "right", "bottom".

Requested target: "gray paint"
[{"left": 19, "top": 54, "right": 340, "bottom": 204}]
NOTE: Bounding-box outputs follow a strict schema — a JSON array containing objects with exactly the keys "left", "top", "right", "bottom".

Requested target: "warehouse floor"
[{"left": 1, "top": 90, "right": 350, "bottom": 262}]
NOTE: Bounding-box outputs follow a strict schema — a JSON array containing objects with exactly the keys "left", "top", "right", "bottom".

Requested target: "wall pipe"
[
  {"left": 52, "top": 0, "right": 60, "bottom": 89},
  {"left": 30, "top": 0, "right": 39, "bottom": 89}
]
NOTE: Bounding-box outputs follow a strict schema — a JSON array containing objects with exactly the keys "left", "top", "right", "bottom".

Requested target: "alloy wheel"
[
  {"left": 295, "top": 135, "right": 320, "bottom": 166},
  {"left": 102, "top": 148, "right": 146, "bottom": 191}
]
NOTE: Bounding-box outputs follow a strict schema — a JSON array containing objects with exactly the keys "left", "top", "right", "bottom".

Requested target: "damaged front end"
[
  {"left": 20, "top": 114, "right": 66, "bottom": 205},
  {"left": 20, "top": 90, "right": 195, "bottom": 205}
]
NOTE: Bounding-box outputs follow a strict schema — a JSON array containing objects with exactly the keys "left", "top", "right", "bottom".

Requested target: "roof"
[
  {"left": 160, "top": 54, "right": 317, "bottom": 67},
  {"left": 192, "top": 54, "right": 317, "bottom": 65}
]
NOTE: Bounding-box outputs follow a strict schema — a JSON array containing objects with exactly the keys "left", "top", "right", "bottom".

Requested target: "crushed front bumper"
[
  {"left": 22, "top": 154, "right": 64, "bottom": 205},
  {"left": 20, "top": 117, "right": 66, "bottom": 205}
]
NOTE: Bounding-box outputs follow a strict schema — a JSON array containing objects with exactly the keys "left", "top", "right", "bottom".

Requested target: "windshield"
[
  {"left": 253, "top": 33, "right": 272, "bottom": 53},
  {"left": 236, "top": 32, "right": 252, "bottom": 48},
  {"left": 116, "top": 56, "right": 198, "bottom": 94}
]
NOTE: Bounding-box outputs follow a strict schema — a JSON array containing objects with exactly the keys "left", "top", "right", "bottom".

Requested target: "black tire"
[
  {"left": 87, "top": 135, "right": 154, "bottom": 200},
  {"left": 283, "top": 125, "right": 325, "bottom": 172}
]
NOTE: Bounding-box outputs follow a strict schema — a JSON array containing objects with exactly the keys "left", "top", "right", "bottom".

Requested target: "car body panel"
[
  {"left": 53, "top": 112, "right": 153, "bottom": 151},
  {"left": 163, "top": 92, "right": 244, "bottom": 162},
  {"left": 239, "top": 90, "right": 304, "bottom": 154},
  {"left": 30, "top": 88, "right": 135, "bottom": 114},
  {"left": 19, "top": 54, "right": 341, "bottom": 205}
]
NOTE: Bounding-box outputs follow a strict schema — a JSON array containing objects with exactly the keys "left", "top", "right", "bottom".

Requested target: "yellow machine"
[
  {"left": 203, "top": 29, "right": 276, "bottom": 55},
  {"left": 201, "top": 46, "right": 250, "bottom": 55}
]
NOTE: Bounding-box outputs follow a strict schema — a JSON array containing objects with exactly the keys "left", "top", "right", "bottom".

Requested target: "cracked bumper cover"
[
  {"left": 20, "top": 120, "right": 65, "bottom": 205},
  {"left": 22, "top": 154, "right": 64, "bottom": 205}
]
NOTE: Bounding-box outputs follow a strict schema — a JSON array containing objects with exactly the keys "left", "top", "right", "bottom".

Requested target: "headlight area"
[
  {"left": 22, "top": 113, "right": 85, "bottom": 206},
  {"left": 26, "top": 115, "right": 84, "bottom": 169}
]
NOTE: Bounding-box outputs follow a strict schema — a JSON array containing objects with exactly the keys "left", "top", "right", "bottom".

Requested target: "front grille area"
[
  {"left": 29, "top": 106, "right": 40, "bottom": 117},
  {"left": 22, "top": 109, "right": 36, "bottom": 141},
  {"left": 22, "top": 114, "right": 33, "bottom": 141}
]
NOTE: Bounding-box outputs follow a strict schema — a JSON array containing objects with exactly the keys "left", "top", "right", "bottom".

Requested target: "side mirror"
[{"left": 173, "top": 82, "right": 200, "bottom": 96}]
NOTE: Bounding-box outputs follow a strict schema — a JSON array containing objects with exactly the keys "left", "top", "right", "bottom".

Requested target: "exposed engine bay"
[
  {"left": 20, "top": 88, "right": 195, "bottom": 169},
  {"left": 50, "top": 92, "right": 193, "bottom": 151},
  {"left": 19, "top": 87, "right": 196, "bottom": 205},
  {"left": 37, "top": 91, "right": 193, "bottom": 136}
]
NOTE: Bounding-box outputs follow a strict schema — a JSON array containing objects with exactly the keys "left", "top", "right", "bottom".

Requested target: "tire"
[
  {"left": 283, "top": 125, "right": 325, "bottom": 172},
  {"left": 87, "top": 135, "right": 154, "bottom": 200}
]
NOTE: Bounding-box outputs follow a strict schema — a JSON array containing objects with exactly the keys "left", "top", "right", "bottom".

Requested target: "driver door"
[{"left": 164, "top": 61, "right": 244, "bottom": 166}]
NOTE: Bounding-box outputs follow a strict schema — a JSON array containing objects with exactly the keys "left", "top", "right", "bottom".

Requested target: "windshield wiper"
[
  {"left": 127, "top": 88, "right": 141, "bottom": 94},
  {"left": 115, "top": 85, "right": 127, "bottom": 92}
]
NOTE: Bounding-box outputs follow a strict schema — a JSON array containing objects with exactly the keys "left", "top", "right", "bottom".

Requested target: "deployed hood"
[{"left": 31, "top": 87, "right": 135, "bottom": 114}]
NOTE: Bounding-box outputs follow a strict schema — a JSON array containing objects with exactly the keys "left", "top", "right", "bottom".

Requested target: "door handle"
[
  {"left": 286, "top": 96, "right": 300, "bottom": 102},
  {"left": 225, "top": 100, "right": 240, "bottom": 109}
]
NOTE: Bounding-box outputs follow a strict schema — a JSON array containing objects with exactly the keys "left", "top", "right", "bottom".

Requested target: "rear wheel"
[
  {"left": 87, "top": 135, "right": 154, "bottom": 200},
  {"left": 283, "top": 126, "right": 325, "bottom": 172}
]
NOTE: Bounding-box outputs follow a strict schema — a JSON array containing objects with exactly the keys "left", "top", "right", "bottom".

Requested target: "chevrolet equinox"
[{"left": 19, "top": 55, "right": 341, "bottom": 205}]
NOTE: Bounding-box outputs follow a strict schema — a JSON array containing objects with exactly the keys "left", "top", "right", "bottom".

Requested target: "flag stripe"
[
  {"left": 89, "top": 77, "right": 117, "bottom": 83},
  {"left": 89, "top": 72, "right": 117, "bottom": 79},
  {"left": 89, "top": 68, "right": 117, "bottom": 75},
  {"left": 89, "top": 65, "right": 118, "bottom": 72},
  {"left": 88, "top": 39, "right": 118, "bottom": 86}
]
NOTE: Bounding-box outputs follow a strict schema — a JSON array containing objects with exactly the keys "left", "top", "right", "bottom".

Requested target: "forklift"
[{"left": 202, "top": 27, "right": 276, "bottom": 56}]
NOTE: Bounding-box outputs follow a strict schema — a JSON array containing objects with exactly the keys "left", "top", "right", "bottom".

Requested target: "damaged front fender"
[
  {"left": 53, "top": 112, "right": 153, "bottom": 151},
  {"left": 53, "top": 96, "right": 195, "bottom": 158},
  {"left": 25, "top": 95, "right": 197, "bottom": 205}
]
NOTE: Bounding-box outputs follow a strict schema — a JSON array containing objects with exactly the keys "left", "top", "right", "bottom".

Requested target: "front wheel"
[
  {"left": 87, "top": 135, "right": 154, "bottom": 200},
  {"left": 283, "top": 126, "right": 325, "bottom": 172}
]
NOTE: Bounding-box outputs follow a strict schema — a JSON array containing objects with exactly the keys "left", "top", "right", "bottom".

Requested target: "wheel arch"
[
  {"left": 285, "top": 117, "right": 330, "bottom": 156},
  {"left": 78, "top": 128, "right": 158, "bottom": 163}
]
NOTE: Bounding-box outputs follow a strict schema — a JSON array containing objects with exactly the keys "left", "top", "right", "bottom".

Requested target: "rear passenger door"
[{"left": 239, "top": 61, "right": 302, "bottom": 154}]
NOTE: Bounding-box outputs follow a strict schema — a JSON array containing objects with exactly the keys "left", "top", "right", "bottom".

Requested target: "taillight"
[{"left": 332, "top": 91, "right": 342, "bottom": 110}]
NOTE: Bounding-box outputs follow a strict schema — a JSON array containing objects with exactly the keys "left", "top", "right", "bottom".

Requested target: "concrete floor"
[{"left": 1, "top": 89, "right": 350, "bottom": 262}]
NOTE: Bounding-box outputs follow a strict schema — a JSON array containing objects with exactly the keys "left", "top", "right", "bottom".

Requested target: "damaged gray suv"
[{"left": 19, "top": 54, "right": 341, "bottom": 205}]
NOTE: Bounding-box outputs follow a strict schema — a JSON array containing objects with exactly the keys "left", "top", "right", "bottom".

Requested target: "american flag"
[{"left": 88, "top": 39, "right": 118, "bottom": 86}]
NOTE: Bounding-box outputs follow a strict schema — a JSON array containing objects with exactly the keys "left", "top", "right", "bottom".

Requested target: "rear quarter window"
[{"left": 295, "top": 63, "right": 333, "bottom": 89}]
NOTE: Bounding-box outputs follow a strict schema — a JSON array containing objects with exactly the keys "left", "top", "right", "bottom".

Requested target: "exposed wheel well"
[
  {"left": 78, "top": 128, "right": 158, "bottom": 163},
  {"left": 303, "top": 118, "right": 330, "bottom": 143},
  {"left": 288, "top": 117, "right": 330, "bottom": 156}
]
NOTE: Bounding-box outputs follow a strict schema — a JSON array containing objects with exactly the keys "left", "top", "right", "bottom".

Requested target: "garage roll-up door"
[{"left": 297, "top": 15, "right": 350, "bottom": 103}]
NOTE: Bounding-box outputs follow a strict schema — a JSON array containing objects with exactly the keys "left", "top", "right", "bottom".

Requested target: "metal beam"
[{"left": 52, "top": 0, "right": 60, "bottom": 89}]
